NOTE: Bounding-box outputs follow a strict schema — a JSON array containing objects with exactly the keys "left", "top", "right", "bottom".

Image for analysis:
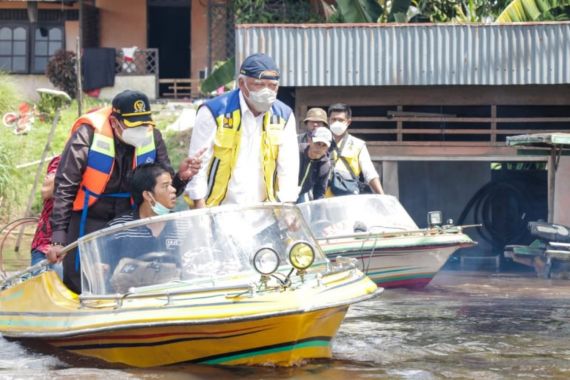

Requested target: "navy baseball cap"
[
  {"left": 239, "top": 53, "right": 280, "bottom": 80},
  {"left": 112, "top": 90, "right": 155, "bottom": 127}
]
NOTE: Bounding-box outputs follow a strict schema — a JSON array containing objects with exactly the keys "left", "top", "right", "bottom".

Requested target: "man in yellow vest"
[
  {"left": 47, "top": 90, "right": 202, "bottom": 293},
  {"left": 186, "top": 53, "right": 299, "bottom": 208},
  {"left": 327, "top": 103, "right": 385, "bottom": 196}
]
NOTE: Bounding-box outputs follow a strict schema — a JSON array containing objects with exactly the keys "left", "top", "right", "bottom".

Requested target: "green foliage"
[
  {"left": 336, "top": 0, "right": 383, "bottom": 22},
  {"left": 232, "top": 0, "right": 323, "bottom": 24},
  {"left": 496, "top": 0, "right": 570, "bottom": 21},
  {"left": 0, "top": 73, "right": 21, "bottom": 116},
  {"left": 0, "top": 142, "right": 15, "bottom": 219},
  {"left": 200, "top": 57, "right": 236, "bottom": 95},
  {"left": 162, "top": 128, "right": 192, "bottom": 170},
  {"left": 0, "top": 97, "right": 103, "bottom": 222},
  {"left": 332, "top": 0, "right": 515, "bottom": 23},
  {"left": 46, "top": 50, "right": 77, "bottom": 99},
  {"left": 36, "top": 90, "right": 72, "bottom": 122}
]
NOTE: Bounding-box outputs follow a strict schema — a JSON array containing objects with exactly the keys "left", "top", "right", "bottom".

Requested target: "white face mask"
[
  {"left": 244, "top": 82, "right": 277, "bottom": 113},
  {"left": 121, "top": 126, "right": 149, "bottom": 148},
  {"left": 330, "top": 121, "right": 348, "bottom": 136}
]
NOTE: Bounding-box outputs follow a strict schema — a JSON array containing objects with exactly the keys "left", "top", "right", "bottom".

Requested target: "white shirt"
[{"left": 186, "top": 91, "right": 299, "bottom": 205}]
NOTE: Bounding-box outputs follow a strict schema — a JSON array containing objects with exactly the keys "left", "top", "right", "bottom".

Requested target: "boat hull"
[
  {"left": 0, "top": 270, "right": 378, "bottom": 367},
  {"left": 43, "top": 306, "right": 347, "bottom": 367},
  {"left": 321, "top": 235, "right": 473, "bottom": 289}
]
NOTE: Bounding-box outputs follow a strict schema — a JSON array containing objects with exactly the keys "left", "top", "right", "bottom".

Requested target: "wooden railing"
[
  {"left": 344, "top": 105, "right": 570, "bottom": 145},
  {"left": 158, "top": 79, "right": 201, "bottom": 100},
  {"left": 115, "top": 48, "right": 158, "bottom": 75}
]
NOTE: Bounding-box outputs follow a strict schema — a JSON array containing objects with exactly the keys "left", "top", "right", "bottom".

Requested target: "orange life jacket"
[{"left": 71, "top": 106, "right": 156, "bottom": 211}]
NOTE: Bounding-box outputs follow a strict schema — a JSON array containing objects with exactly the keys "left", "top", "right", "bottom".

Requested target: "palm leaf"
[
  {"left": 336, "top": 0, "right": 383, "bottom": 22},
  {"left": 496, "top": 0, "right": 570, "bottom": 22},
  {"left": 200, "top": 57, "right": 236, "bottom": 95}
]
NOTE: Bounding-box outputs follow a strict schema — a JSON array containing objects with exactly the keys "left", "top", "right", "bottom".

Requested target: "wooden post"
[
  {"left": 77, "top": 0, "right": 84, "bottom": 116},
  {"left": 547, "top": 148, "right": 557, "bottom": 224},
  {"left": 76, "top": 37, "right": 83, "bottom": 117}
]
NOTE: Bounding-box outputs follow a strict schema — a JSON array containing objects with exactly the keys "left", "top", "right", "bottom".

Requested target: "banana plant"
[
  {"left": 199, "top": 57, "right": 236, "bottom": 95},
  {"left": 334, "top": 0, "right": 414, "bottom": 22},
  {"left": 335, "top": 0, "right": 382, "bottom": 22},
  {"left": 496, "top": 0, "right": 570, "bottom": 22}
]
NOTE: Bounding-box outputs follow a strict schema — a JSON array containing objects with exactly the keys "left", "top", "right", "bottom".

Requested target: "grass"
[{"left": 0, "top": 77, "right": 195, "bottom": 273}]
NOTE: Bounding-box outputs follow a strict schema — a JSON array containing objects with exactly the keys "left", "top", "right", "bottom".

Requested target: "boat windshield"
[
  {"left": 298, "top": 195, "right": 418, "bottom": 239},
  {"left": 78, "top": 204, "right": 328, "bottom": 295}
]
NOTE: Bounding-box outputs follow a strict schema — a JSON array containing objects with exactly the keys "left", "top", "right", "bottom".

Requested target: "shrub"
[
  {"left": 0, "top": 72, "right": 20, "bottom": 115},
  {"left": 46, "top": 50, "right": 77, "bottom": 99},
  {"left": 0, "top": 142, "right": 16, "bottom": 219}
]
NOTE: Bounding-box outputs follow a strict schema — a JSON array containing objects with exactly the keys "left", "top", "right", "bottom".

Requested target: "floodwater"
[{"left": 1, "top": 271, "right": 570, "bottom": 380}]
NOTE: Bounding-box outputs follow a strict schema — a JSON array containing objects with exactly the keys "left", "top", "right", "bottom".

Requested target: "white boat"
[{"left": 298, "top": 195, "right": 476, "bottom": 289}]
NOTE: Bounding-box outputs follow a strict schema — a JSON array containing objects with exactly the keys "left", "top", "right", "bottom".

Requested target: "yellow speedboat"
[{"left": 0, "top": 204, "right": 379, "bottom": 367}]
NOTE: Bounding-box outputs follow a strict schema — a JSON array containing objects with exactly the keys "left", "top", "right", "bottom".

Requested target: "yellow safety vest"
[
  {"left": 202, "top": 90, "right": 291, "bottom": 207},
  {"left": 326, "top": 134, "right": 365, "bottom": 197}
]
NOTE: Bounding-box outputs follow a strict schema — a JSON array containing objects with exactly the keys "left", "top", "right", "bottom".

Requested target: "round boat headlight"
[
  {"left": 289, "top": 242, "right": 315, "bottom": 270},
  {"left": 253, "top": 247, "right": 280, "bottom": 275}
]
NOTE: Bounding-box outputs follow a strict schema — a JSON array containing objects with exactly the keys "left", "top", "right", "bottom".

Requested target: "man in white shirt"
[
  {"left": 327, "top": 103, "right": 385, "bottom": 196},
  {"left": 186, "top": 53, "right": 299, "bottom": 208}
]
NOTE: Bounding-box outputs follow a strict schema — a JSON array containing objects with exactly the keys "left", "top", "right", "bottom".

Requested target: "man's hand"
[
  {"left": 178, "top": 148, "right": 206, "bottom": 181},
  {"left": 46, "top": 244, "right": 64, "bottom": 264}
]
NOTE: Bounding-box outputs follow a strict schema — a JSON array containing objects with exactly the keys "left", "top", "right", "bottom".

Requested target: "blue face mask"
[{"left": 150, "top": 195, "right": 172, "bottom": 216}]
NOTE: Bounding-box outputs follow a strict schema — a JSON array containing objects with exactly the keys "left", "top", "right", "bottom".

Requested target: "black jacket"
[{"left": 297, "top": 143, "right": 331, "bottom": 202}]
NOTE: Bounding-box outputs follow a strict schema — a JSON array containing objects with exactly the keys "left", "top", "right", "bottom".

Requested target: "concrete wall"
[
  {"left": 64, "top": 21, "right": 79, "bottom": 52},
  {"left": 96, "top": 0, "right": 146, "bottom": 48},
  {"left": 9, "top": 75, "right": 57, "bottom": 101},
  {"left": 190, "top": 0, "right": 208, "bottom": 81},
  {"left": 99, "top": 75, "right": 156, "bottom": 100},
  {"left": 9, "top": 75, "right": 156, "bottom": 101}
]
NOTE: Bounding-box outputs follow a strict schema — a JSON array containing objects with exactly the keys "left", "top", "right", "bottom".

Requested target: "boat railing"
[
  {"left": 78, "top": 283, "right": 255, "bottom": 309},
  {"left": 316, "top": 225, "right": 467, "bottom": 244}
]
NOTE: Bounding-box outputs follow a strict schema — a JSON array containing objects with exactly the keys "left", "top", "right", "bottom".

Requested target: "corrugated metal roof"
[{"left": 235, "top": 23, "right": 570, "bottom": 87}]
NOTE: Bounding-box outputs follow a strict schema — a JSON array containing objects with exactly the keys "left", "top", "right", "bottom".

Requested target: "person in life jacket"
[
  {"left": 47, "top": 90, "right": 203, "bottom": 294},
  {"left": 326, "top": 103, "right": 385, "bottom": 197},
  {"left": 185, "top": 53, "right": 300, "bottom": 208}
]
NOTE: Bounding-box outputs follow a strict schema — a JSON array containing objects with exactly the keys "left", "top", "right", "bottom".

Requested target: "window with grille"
[
  {"left": 0, "top": 25, "right": 29, "bottom": 73},
  {"left": 33, "top": 25, "right": 63, "bottom": 73},
  {"left": 0, "top": 23, "right": 64, "bottom": 74}
]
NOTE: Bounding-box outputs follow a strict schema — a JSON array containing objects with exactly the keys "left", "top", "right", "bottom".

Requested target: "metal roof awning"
[
  {"left": 236, "top": 22, "right": 570, "bottom": 87},
  {"left": 507, "top": 133, "right": 570, "bottom": 148}
]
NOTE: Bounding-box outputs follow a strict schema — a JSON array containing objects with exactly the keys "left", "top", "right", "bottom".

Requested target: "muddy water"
[{"left": 1, "top": 271, "right": 570, "bottom": 379}]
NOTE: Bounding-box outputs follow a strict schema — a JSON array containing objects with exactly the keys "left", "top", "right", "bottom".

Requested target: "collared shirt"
[
  {"left": 186, "top": 91, "right": 299, "bottom": 204},
  {"left": 333, "top": 133, "right": 379, "bottom": 184}
]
